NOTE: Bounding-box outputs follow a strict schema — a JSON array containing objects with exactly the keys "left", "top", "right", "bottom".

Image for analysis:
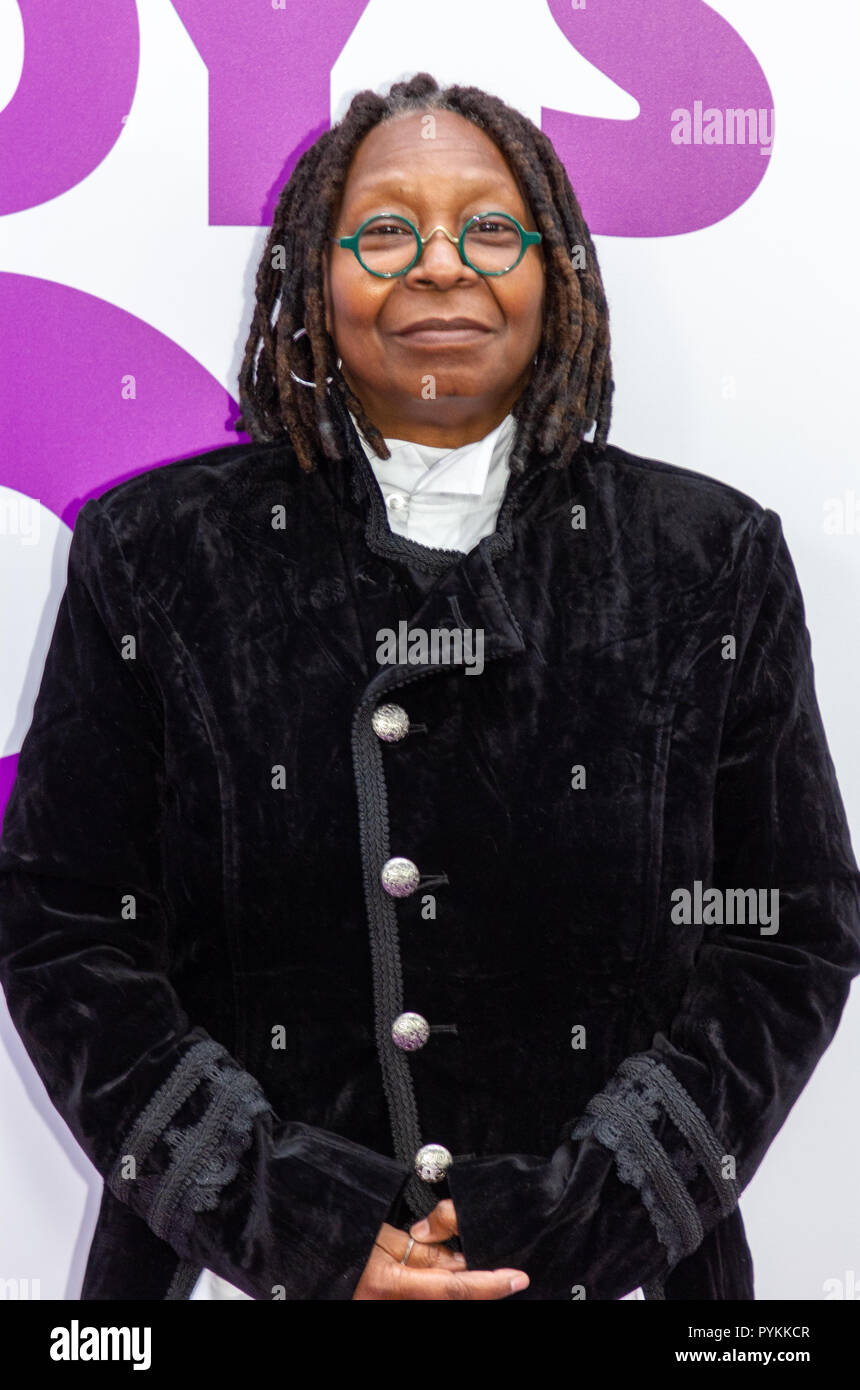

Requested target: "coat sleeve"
[
  {"left": 447, "top": 509, "right": 860, "bottom": 1299},
  {"left": 0, "top": 497, "right": 410, "bottom": 1301}
]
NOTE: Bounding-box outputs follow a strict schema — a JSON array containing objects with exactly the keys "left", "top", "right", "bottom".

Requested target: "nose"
[
  {"left": 420, "top": 225, "right": 459, "bottom": 250},
  {"left": 409, "top": 226, "right": 474, "bottom": 283}
]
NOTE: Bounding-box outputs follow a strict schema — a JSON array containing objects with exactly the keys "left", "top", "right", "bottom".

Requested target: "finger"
[
  {"left": 352, "top": 1243, "right": 470, "bottom": 1301},
  {"left": 372, "top": 1221, "right": 415, "bottom": 1262},
  {"left": 373, "top": 1222, "right": 467, "bottom": 1270},
  {"left": 373, "top": 1239, "right": 403, "bottom": 1262},
  {"left": 391, "top": 1266, "right": 529, "bottom": 1301},
  {"left": 410, "top": 1199, "right": 459, "bottom": 1243},
  {"left": 401, "top": 1236, "right": 467, "bottom": 1271}
]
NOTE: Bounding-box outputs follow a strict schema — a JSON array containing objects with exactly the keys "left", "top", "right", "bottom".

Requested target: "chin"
[{"left": 393, "top": 372, "right": 507, "bottom": 399}]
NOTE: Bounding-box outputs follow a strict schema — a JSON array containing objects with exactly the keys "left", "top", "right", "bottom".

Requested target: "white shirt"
[{"left": 350, "top": 409, "right": 516, "bottom": 553}]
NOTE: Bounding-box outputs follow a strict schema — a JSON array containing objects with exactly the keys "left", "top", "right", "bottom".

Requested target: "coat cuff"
[
  {"left": 446, "top": 1136, "right": 667, "bottom": 1300},
  {"left": 106, "top": 1034, "right": 412, "bottom": 1300},
  {"left": 570, "top": 1053, "right": 740, "bottom": 1266},
  {"left": 447, "top": 1054, "right": 739, "bottom": 1300}
]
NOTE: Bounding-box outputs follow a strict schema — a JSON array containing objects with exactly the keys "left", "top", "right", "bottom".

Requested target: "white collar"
[{"left": 350, "top": 411, "right": 515, "bottom": 497}]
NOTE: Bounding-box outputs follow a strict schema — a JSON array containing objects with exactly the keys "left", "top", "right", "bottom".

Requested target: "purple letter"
[
  {"left": 0, "top": 0, "right": 139, "bottom": 215},
  {"left": 170, "top": 0, "right": 371, "bottom": 226},
  {"left": 544, "top": 0, "right": 774, "bottom": 235}
]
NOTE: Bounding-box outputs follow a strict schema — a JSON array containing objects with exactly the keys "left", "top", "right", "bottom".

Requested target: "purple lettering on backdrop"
[
  {"left": 544, "top": 0, "right": 774, "bottom": 235},
  {"left": 170, "top": 0, "right": 372, "bottom": 226},
  {"left": 0, "top": 273, "right": 249, "bottom": 822},
  {"left": 0, "top": 0, "right": 139, "bottom": 215}
]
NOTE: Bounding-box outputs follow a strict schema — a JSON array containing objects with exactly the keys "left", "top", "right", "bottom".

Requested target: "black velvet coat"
[{"left": 1, "top": 394, "right": 859, "bottom": 1302}]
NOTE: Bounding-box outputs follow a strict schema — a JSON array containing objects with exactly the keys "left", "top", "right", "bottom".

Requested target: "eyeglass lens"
[{"left": 357, "top": 215, "right": 524, "bottom": 274}]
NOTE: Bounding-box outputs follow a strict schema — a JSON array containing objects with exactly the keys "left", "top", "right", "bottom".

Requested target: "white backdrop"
[{"left": 0, "top": 0, "right": 858, "bottom": 1301}]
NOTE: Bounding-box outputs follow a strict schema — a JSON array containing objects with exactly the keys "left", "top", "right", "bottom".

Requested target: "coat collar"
[{"left": 204, "top": 387, "right": 572, "bottom": 690}]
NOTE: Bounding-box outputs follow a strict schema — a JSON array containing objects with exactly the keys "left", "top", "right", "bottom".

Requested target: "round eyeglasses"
[{"left": 331, "top": 211, "right": 542, "bottom": 278}]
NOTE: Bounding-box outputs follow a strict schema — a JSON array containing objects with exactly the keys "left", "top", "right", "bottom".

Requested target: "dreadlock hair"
[{"left": 235, "top": 72, "right": 614, "bottom": 477}]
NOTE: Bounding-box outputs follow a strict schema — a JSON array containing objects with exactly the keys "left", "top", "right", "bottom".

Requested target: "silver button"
[
  {"left": 381, "top": 856, "right": 420, "bottom": 897},
  {"left": 387, "top": 492, "right": 408, "bottom": 512},
  {"left": 372, "top": 703, "right": 410, "bottom": 743},
  {"left": 414, "top": 1143, "right": 453, "bottom": 1183},
  {"left": 392, "top": 1012, "right": 430, "bottom": 1051}
]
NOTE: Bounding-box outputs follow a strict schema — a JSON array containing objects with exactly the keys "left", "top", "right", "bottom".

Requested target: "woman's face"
[{"left": 323, "top": 108, "right": 546, "bottom": 446}]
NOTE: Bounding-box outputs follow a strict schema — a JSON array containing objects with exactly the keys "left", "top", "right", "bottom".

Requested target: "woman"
[{"left": 0, "top": 73, "right": 858, "bottom": 1302}]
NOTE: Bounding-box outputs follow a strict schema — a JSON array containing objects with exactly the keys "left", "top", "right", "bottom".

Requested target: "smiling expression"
[{"left": 323, "top": 108, "right": 546, "bottom": 447}]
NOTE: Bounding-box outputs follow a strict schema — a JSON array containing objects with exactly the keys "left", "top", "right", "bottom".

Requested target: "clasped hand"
[{"left": 352, "top": 1198, "right": 530, "bottom": 1299}]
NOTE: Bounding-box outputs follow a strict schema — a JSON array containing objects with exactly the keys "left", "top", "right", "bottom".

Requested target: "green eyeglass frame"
[{"left": 331, "top": 211, "right": 542, "bottom": 278}]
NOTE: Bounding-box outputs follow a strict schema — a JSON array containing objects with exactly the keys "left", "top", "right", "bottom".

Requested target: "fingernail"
[
  {"left": 410, "top": 1219, "right": 431, "bottom": 1238},
  {"left": 452, "top": 1253, "right": 467, "bottom": 1267},
  {"left": 509, "top": 1274, "right": 529, "bottom": 1293}
]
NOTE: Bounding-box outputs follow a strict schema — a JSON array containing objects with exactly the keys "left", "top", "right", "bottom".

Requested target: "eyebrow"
[{"left": 344, "top": 172, "right": 520, "bottom": 206}]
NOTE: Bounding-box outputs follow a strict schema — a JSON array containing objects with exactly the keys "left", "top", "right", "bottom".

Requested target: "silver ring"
[{"left": 400, "top": 1236, "right": 415, "bottom": 1266}]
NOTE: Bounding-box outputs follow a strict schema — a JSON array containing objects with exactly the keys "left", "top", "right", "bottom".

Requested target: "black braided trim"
[
  {"left": 571, "top": 1054, "right": 739, "bottom": 1268},
  {"left": 351, "top": 681, "right": 439, "bottom": 1221},
  {"left": 107, "top": 1037, "right": 271, "bottom": 1257}
]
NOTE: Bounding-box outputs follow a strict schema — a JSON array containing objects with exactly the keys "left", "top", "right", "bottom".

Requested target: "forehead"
[{"left": 338, "top": 108, "right": 524, "bottom": 209}]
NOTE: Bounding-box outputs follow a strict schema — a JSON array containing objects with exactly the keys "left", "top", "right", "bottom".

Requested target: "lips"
[{"left": 395, "top": 317, "right": 492, "bottom": 335}]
